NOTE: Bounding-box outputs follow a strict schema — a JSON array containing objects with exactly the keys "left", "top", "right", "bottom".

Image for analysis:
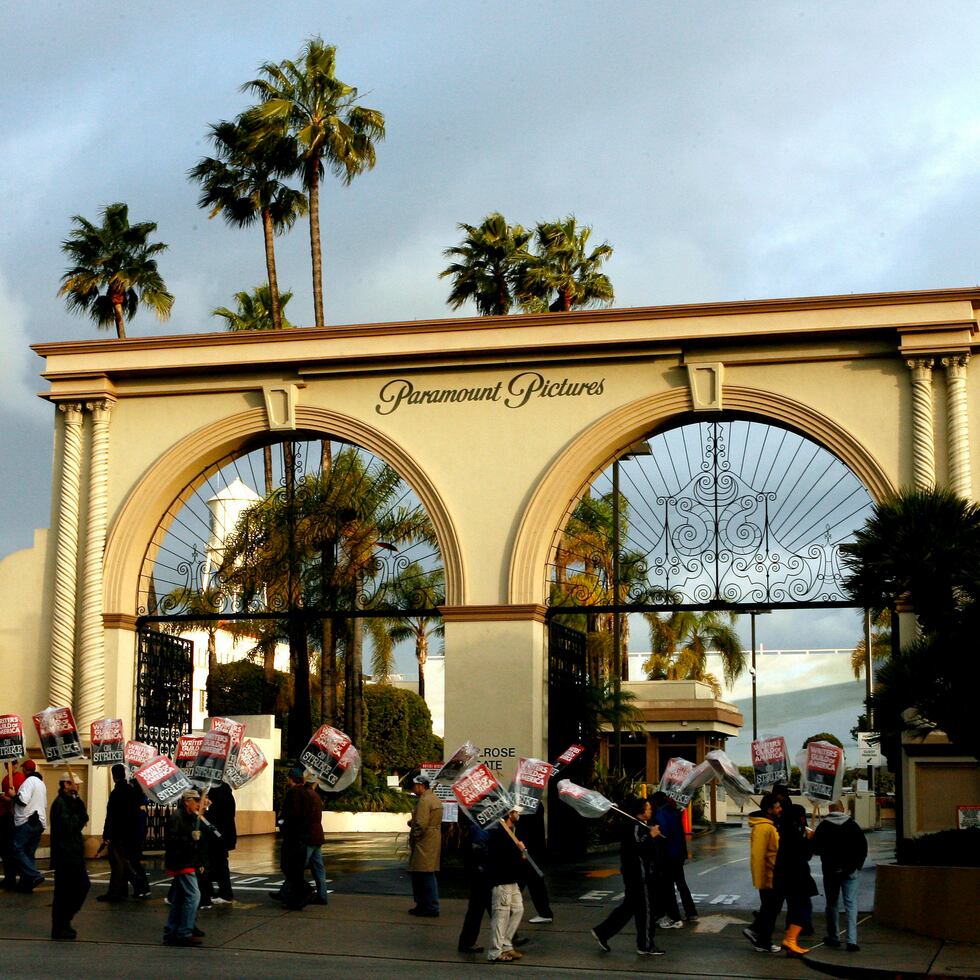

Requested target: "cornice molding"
[{"left": 439, "top": 604, "right": 548, "bottom": 624}]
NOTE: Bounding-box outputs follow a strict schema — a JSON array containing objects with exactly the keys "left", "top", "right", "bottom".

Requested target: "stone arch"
[
  {"left": 508, "top": 384, "right": 895, "bottom": 605},
  {"left": 103, "top": 406, "right": 466, "bottom": 616}
]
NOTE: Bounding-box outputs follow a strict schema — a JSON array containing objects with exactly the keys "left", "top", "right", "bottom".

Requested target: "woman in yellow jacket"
[{"left": 742, "top": 794, "right": 782, "bottom": 954}]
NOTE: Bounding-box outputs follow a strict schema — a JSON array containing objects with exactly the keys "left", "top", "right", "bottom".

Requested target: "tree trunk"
[
  {"left": 308, "top": 162, "right": 324, "bottom": 328},
  {"left": 205, "top": 628, "right": 217, "bottom": 716},
  {"left": 318, "top": 440, "right": 335, "bottom": 725},
  {"left": 263, "top": 446, "right": 274, "bottom": 497},
  {"left": 287, "top": 616, "right": 311, "bottom": 758},
  {"left": 112, "top": 301, "right": 126, "bottom": 339},
  {"left": 416, "top": 630, "right": 428, "bottom": 701},
  {"left": 261, "top": 207, "right": 283, "bottom": 330},
  {"left": 350, "top": 576, "right": 364, "bottom": 748}
]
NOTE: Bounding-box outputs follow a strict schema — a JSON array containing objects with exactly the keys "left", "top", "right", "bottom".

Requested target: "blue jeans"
[
  {"left": 163, "top": 872, "right": 200, "bottom": 942},
  {"left": 306, "top": 845, "right": 327, "bottom": 901},
  {"left": 825, "top": 870, "right": 859, "bottom": 945},
  {"left": 411, "top": 871, "right": 439, "bottom": 914},
  {"left": 12, "top": 821, "right": 43, "bottom": 884}
]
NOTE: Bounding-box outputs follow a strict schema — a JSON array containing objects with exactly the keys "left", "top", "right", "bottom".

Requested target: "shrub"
[
  {"left": 896, "top": 828, "right": 980, "bottom": 867},
  {"left": 362, "top": 685, "right": 440, "bottom": 773}
]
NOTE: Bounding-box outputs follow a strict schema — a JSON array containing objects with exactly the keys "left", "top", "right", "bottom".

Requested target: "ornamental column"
[
  {"left": 942, "top": 354, "right": 972, "bottom": 499},
  {"left": 49, "top": 403, "right": 84, "bottom": 706},
  {"left": 77, "top": 398, "right": 113, "bottom": 727},
  {"left": 906, "top": 359, "right": 936, "bottom": 489}
]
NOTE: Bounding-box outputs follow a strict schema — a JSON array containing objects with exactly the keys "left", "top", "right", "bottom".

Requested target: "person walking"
[
  {"left": 457, "top": 814, "right": 491, "bottom": 953},
  {"left": 775, "top": 800, "right": 817, "bottom": 957},
  {"left": 591, "top": 796, "right": 665, "bottom": 957},
  {"left": 742, "top": 792, "right": 783, "bottom": 954},
  {"left": 812, "top": 800, "right": 867, "bottom": 953},
  {"left": 99, "top": 764, "right": 149, "bottom": 901},
  {"left": 11, "top": 759, "right": 46, "bottom": 891},
  {"left": 486, "top": 807, "right": 528, "bottom": 963},
  {"left": 652, "top": 791, "right": 697, "bottom": 928},
  {"left": 206, "top": 780, "right": 237, "bottom": 905},
  {"left": 0, "top": 764, "right": 25, "bottom": 889},
  {"left": 516, "top": 807, "right": 554, "bottom": 924},
  {"left": 304, "top": 779, "right": 328, "bottom": 905},
  {"left": 278, "top": 767, "right": 316, "bottom": 911},
  {"left": 407, "top": 774, "right": 441, "bottom": 917},
  {"left": 163, "top": 789, "right": 205, "bottom": 947},
  {"left": 49, "top": 773, "right": 90, "bottom": 940}
]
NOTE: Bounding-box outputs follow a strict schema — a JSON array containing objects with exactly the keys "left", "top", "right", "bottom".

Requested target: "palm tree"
[
  {"left": 642, "top": 610, "right": 745, "bottom": 696},
  {"left": 439, "top": 213, "right": 531, "bottom": 315},
  {"left": 518, "top": 215, "right": 614, "bottom": 313},
  {"left": 189, "top": 119, "right": 306, "bottom": 331},
  {"left": 365, "top": 565, "right": 444, "bottom": 697},
  {"left": 213, "top": 285, "right": 295, "bottom": 332},
  {"left": 59, "top": 202, "right": 173, "bottom": 338},
  {"left": 244, "top": 38, "right": 385, "bottom": 327},
  {"left": 850, "top": 610, "right": 891, "bottom": 679}
]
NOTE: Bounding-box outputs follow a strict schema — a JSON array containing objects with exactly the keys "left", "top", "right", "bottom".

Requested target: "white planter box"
[{"left": 321, "top": 810, "right": 412, "bottom": 833}]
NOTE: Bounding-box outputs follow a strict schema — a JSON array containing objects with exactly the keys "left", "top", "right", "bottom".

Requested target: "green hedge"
[{"left": 896, "top": 828, "right": 980, "bottom": 867}]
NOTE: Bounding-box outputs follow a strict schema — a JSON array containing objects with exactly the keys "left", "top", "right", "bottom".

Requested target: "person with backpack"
[{"left": 811, "top": 800, "right": 868, "bottom": 952}]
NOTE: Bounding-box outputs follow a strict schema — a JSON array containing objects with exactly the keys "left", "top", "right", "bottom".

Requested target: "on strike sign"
[
  {"left": 124, "top": 741, "right": 157, "bottom": 778},
  {"left": 512, "top": 757, "right": 554, "bottom": 814},
  {"left": 136, "top": 755, "right": 192, "bottom": 805},
  {"left": 452, "top": 764, "right": 513, "bottom": 829},
  {"left": 33, "top": 707, "right": 84, "bottom": 763},
  {"left": 751, "top": 737, "right": 790, "bottom": 790},
  {"left": 192, "top": 731, "right": 232, "bottom": 788},
  {"left": 802, "top": 740, "right": 845, "bottom": 803},
  {"left": 0, "top": 715, "right": 25, "bottom": 761},
  {"left": 90, "top": 719, "right": 125, "bottom": 766},
  {"left": 175, "top": 735, "right": 204, "bottom": 777},
  {"left": 299, "top": 725, "right": 354, "bottom": 789}
]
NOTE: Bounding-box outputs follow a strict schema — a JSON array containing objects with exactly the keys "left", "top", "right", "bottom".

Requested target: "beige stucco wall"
[{"left": 3, "top": 288, "right": 977, "bottom": 808}]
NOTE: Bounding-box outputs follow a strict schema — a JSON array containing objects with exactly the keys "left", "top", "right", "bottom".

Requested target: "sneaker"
[
  {"left": 742, "top": 927, "right": 758, "bottom": 945},
  {"left": 649, "top": 946, "right": 666, "bottom": 956},
  {"left": 512, "top": 936, "right": 529, "bottom": 948},
  {"left": 211, "top": 897, "right": 232, "bottom": 905},
  {"left": 528, "top": 915, "right": 552, "bottom": 924},
  {"left": 458, "top": 945, "right": 484, "bottom": 953},
  {"left": 137, "top": 891, "right": 152, "bottom": 899},
  {"left": 591, "top": 929, "right": 611, "bottom": 953},
  {"left": 754, "top": 943, "right": 782, "bottom": 954},
  {"left": 51, "top": 928, "right": 76, "bottom": 941},
  {"left": 846, "top": 943, "right": 860, "bottom": 952},
  {"left": 191, "top": 928, "right": 206, "bottom": 938},
  {"left": 658, "top": 917, "right": 683, "bottom": 929},
  {"left": 823, "top": 935, "right": 841, "bottom": 948},
  {"left": 636, "top": 949, "right": 650, "bottom": 955}
]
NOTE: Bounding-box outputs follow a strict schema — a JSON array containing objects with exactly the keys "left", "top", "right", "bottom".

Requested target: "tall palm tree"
[
  {"left": 244, "top": 38, "right": 385, "bottom": 327},
  {"left": 518, "top": 215, "right": 614, "bottom": 313},
  {"left": 850, "top": 609, "right": 891, "bottom": 679},
  {"left": 439, "top": 213, "right": 531, "bottom": 315},
  {"left": 365, "top": 565, "right": 444, "bottom": 697},
  {"left": 59, "top": 202, "right": 173, "bottom": 338},
  {"left": 213, "top": 285, "right": 295, "bottom": 332},
  {"left": 642, "top": 610, "right": 744, "bottom": 696},
  {"left": 189, "top": 119, "right": 306, "bottom": 331}
]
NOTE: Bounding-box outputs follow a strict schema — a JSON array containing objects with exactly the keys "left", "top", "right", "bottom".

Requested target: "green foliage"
[
  {"left": 320, "top": 767, "right": 416, "bottom": 814},
  {"left": 209, "top": 659, "right": 292, "bottom": 716},
  {"left": 362, "top": 685, "right": 439, "bottom": 773},
  {"left": 803, "top": 732, "right": 844, "bottom": 750},
  {"left": 213, "top": 285, "right": 295, "bottom": 331},
  {"left": 896, "top": 828, "right": 980, "bottom": 867}
]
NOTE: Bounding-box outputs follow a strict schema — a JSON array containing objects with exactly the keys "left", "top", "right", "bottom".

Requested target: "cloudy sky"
[{"left": 1, "top": 3, "right": 978, "bottom": 670}]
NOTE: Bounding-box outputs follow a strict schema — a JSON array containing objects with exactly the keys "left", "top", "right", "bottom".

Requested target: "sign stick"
[
  {"left": 499, "top": 819, "right": 543, "bottom": 878},
  {"left": 609, "top": 804, "right": 655, "bottom": 828}
]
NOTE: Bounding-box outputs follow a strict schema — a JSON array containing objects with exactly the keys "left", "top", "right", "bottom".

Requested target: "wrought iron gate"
[
  {"left": 547, "top": 620, "right": 588, "bottom": 856},
  {"left": 135, "top": 628, "right": 193, "bottom": 848}
]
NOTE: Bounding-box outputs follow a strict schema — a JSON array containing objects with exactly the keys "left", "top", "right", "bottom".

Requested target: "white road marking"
[
  {"left": 697, "top": 857, "right": 748, "bottom": 875},
  {"left": 708, "top": 894, "right": 740, "bottom": 904}
]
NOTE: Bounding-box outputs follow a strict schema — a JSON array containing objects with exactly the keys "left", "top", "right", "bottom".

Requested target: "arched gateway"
[{"left": 13, "top": 287, "right": 979, "bottom": 827}]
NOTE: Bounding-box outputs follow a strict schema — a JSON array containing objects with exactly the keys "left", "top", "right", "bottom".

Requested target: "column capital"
[
  {"left": 57, "top": 402, "right": 85, "bottom": 424},
  {"left": 905, "top": 358, "right": 934, "bottom": 382},
  {"left": 941, "top": 353, "right": 970, "bottom": 377},
  {"left": 84, "top": 398, "right": 115, "bottom": 420}
]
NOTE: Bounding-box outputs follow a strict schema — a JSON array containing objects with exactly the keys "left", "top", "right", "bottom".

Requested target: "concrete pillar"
[
  {"left": 49, "top": 402, "right": 84, "bottom": 707},
  {"left": 441, "top": 610, "right": 547, "bottom": 785},
  {"left": 906, "top": 359, "right": 935, "bottom": 489},
  {"left": 77, "top": 399, "right": 113, "bottom": 729},
  {"left": 942, "top": 354, "right": 972, "bottom": 499}
]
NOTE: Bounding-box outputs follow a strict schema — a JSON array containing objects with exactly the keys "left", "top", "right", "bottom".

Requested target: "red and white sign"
[
  {"left": 553, "top": 744, "right": 586, "bottom": 770},
  {"left": 135, "top": 754, "right": 193, "bottom": 805},
  {"left": 751, "top": 736, "right": 790, "bottom": 790},
  {"left": 33, "top": 707, "right": 84, "bottom": 763},
  {"left": 227, "top": 739, "right": 268, "bottom": 789},
  {"left": 299, "top": 725, "right": 355, "bottom": 789},
  {"left": 659, "top": 757, "right": 696, "bottom": 806},
  {"left": 192, "top": 730, "right": 232, "bottom": 788},
  {"left": 453, "top": 763, "right": 513, "bottom": 829},
  {"left": 801, "top": 740, "right": 845, "bottom": 803},
  {"left": 512, "top": 757, "right": 554, "bottom": 814},
  {"left": 0, "top": 715, "right": 25, "bottom": 761},
  {"left": 90, "top": 719, "right": 125, "bottom": 766},
  {"left": 124, "top": 740, "right": 157, "bottom": 778}
]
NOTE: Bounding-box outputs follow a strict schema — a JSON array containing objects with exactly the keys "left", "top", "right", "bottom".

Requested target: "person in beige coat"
[{"left": 407, "top": 774, "right": 442, "bottom": 916}]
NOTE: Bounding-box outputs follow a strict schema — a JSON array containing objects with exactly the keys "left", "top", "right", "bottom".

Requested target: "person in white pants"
[{"left": 486, "top": 808, "right": 527, "bottom": 963}]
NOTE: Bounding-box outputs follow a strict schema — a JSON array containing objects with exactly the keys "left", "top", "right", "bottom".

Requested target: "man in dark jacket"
[
  {"left": 811, "top": 800, "right": 867, "bottom": 952},
  {"left": 457, "top": 814, "right": 491, "bottom": 953},
  {"left": 485, "top": 808, "right": 528, "bottom": 963},
  {"left": 278, "top": 768, "right": 316, "bottom": 910},
  {"left": 99, "top": 764, "right": 148, "bottom": 901},
  {"left": 163, "top": 790, "right": 204, "bottom": 946},
  {"left": 304, "top": 780, "right": 327, "bottom": 905},
  {"left": 206, "top": 781, "right": 237, "bottom": 904},
  {"left": 591, "top": 796, "right": 665, "bottom": 956},
  {"left": 653, "top": 791, "right": 696, "bottom": 927},
  {"left": 50, "top": 774, "right": 89, "bottom": 940}
]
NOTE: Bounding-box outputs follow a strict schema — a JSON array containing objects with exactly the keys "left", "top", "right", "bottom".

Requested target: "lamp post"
[{"left": 748, "top": 609, "right": 770, "bottom": 742}]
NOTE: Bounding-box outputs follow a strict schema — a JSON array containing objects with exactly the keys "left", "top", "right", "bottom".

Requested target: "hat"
[
  {"left": 413, "top": 774, "right": 431, "bottom": 788},
  {"left": 21, "top": 760, "right": 36, "bottom": 772},
  {"left": 181, "top": 788, "right": 201, "bottom": 800},
  {"left": 59, "top": 772, "right": 82, "bottom": 784},
  {"left": 288, "top": 766, "right": 306, "bottom": 781}
]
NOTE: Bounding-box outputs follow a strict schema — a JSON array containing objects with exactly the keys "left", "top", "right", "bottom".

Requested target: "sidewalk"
[{"left": 0, "top": 878, "right": 976, "bottom": 979}]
